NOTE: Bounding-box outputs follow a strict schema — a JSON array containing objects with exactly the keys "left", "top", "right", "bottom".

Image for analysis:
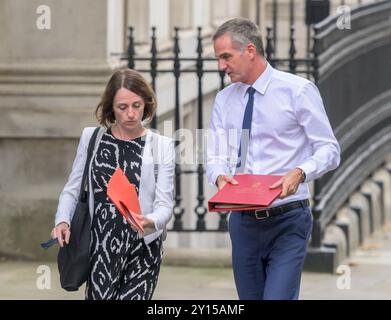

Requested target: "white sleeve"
[
  {"left": 145, "top": 138, "right": 175, "bottom": 231},
  {"left": 294, "top": 82, "right": 341, "bottom": 182},
  {"left": 206, "top": 97, "right": 230, "bottom": 186},
  {"left": 54, "top": 128, "right": 94, "bottom": 226}
]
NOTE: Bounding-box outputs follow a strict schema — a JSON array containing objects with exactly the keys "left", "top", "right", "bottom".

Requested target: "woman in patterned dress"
[{"left": 52, "top": 69, "right": 175, "bottom": 300}]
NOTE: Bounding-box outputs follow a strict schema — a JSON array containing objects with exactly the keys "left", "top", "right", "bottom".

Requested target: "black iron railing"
[
  {"left": 114, "top": 1, "right": 390, "bottom": 249},
  {"left": 116, "top": 23, "right": 317, "bottom": 232}
]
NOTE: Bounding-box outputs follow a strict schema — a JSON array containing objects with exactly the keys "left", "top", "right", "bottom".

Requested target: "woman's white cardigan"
[{"left": 54, "top": 127, "right": 175, "bottom": 245}]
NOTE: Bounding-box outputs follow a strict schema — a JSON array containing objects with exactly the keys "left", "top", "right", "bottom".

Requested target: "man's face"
[
  {"left": 112, "top": 88, "right": 145, "bottom": 131},
  {"left": 214, "top": 33, "right": 251, "bottom": 83}
]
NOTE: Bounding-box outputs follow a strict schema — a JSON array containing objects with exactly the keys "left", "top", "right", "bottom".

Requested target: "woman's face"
[{"left": 112, "top": 87, "right": 145, "bottom": 131}]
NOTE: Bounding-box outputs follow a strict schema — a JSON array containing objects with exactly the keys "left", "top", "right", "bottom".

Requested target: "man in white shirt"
[{"left": 206, "top": 18, "right": 340, "bottom": 300}]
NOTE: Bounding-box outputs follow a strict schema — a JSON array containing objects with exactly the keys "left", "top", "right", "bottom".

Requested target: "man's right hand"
[
  {"left": 216, "top": 175, "right": 238, "bottom": 190},
  {"left": 51, "top": 222, "right": 70, "bottom": 248}
]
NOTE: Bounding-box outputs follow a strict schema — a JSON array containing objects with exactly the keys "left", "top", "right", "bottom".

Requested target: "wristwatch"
[{"left": 297, "top": 168, "right": 306, "bottom": 183}]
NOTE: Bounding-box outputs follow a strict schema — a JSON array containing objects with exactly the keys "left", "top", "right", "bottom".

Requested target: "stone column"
[
  {"left": 0, "top": 0, "right": 123, "bottom": 259},
  {"left": 192, "top": 0, "right": 211, "bottom": 30},
  {"left": 0, "top": 0, "right": 121, "bottom": 138}
]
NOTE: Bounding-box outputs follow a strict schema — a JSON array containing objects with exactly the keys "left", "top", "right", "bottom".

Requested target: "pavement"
[{"left": 1, "top": 227, "right": 391, "bottom": 300}]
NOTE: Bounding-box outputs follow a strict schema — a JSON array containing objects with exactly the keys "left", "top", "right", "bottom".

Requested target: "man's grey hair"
[{"left": 212, "top": 18, "right": 265, "bottom": 56}]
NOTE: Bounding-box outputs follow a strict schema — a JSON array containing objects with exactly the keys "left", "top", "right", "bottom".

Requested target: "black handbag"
[{"left": 57, "top": 127, "right": 100, "bottom": 291}]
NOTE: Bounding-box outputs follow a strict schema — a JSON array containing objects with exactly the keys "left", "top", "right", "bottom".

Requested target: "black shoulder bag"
[{"left": 57, "top": 127, "right": 100, "bottom": 291}]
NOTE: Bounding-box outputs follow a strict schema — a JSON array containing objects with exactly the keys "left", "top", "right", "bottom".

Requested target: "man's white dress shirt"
[{"left": 206, "top": 63, "right": 341, "bottom": 207}]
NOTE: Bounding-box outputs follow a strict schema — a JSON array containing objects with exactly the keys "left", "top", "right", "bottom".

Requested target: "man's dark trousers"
[{"left": 229, "top": 203, "right": 313, "bottom": 300}]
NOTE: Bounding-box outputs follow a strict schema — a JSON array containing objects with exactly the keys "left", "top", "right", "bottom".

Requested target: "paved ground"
[{"left": 1, "top": 227, "right": 391, "bottom": 300}]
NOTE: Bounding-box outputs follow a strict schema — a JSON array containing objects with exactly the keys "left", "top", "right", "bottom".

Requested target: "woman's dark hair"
[{"left": 95, "top": 68, "right": 157, "bottom": 127}]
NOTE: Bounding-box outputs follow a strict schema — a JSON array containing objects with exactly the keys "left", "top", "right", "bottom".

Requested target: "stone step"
[{"left": 305, "top": 164, "right": 391, "bottom": 273}]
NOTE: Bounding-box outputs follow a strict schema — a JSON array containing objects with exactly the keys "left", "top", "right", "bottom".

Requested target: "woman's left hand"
[{"left": 139, "top": 217, "right": 156, "bottom": 230}]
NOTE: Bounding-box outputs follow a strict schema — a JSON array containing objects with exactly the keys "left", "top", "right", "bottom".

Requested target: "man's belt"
[{"left": 241, "top": 199, "right": 310, "bottom": 220}]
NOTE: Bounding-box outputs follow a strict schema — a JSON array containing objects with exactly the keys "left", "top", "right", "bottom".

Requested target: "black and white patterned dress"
[{"left": 85, "top": 128, "right": 162, "bottom": 300}]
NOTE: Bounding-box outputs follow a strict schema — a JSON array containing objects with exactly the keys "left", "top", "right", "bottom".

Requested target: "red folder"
[
  {"left": 107, "top": 168, "right": 144, "bottom": 233},
  {"left": 208, "top": 174, "right": 283, "bottom": 212}
]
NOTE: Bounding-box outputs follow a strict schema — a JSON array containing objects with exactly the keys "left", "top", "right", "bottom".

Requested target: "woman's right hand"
[{"left": 51, "top": 222, "right": 70, "bottom": 248}]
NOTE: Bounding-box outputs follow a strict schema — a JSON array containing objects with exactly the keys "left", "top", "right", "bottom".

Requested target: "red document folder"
[
  {"left": 208, "top": 174, "right": 283, "bottom": 212},
  {"left": 107, "top": 168, "right": 144, "bottom": 233}
]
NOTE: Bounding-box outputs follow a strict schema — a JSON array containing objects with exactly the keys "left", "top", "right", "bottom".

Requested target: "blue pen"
[{"left": 40, "top": 238, "right": 58, "bottom": 249}]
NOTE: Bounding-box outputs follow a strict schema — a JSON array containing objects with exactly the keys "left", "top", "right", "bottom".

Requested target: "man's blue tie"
[{"left": 236, "top": 86, "right": 256, "bottom": 173}]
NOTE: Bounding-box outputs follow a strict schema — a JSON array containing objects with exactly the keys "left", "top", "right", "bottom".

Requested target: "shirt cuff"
[{"left": 296, "top": 163, "right": 314, "bottom": 182}]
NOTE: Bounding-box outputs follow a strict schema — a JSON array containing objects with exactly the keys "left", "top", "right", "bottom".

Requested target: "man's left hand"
[{"left": 269, "top": 168, "right": 304, "bottom": 199}]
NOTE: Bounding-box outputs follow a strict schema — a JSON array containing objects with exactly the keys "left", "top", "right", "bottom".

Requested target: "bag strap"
[{"left": 79, "top": 127, "right": 100, "bottom": 202}]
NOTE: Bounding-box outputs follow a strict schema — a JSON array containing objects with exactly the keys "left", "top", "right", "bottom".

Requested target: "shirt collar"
[{"left": 241, "top": 62, "right": 274, "bottom": 98}]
